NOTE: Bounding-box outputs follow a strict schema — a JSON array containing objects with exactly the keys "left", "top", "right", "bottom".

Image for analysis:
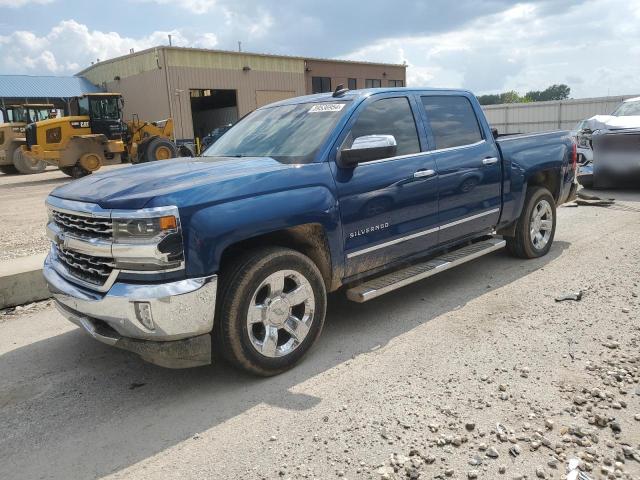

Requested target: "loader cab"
[
  {"left": 76, "top": 94, "right": 124, "bottom": 140},
  {"left": 4, "top": 104, "right": 54, "bottom": 124}
]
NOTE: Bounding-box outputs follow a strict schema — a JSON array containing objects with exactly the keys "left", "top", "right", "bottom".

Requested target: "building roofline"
[{"left": 76, "top": 45, "right": 407, "bottom": 76}]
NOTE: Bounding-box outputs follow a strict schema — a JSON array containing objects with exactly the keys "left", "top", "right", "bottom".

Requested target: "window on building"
[
  {"left": 388, "top": 80, "right": 404, "bottom": 87},
  {"left": 365, "top": 79, "right": 382, "bottom": 88},
  {"left": 421, "top": 96, "right": 483, "bottom": 150},
  {"left": 344, "top": 97, "right": 420, "bottom": 159},
  {"left": 348, "top": 78, "right": 357, "bottom": 90},
  {"left": 312, "top": 77, "right": 332, "bottom": 94}
]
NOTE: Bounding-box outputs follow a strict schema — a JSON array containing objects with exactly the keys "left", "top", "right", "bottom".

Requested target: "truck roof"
[{"left": 262, "top": 87, "right": 476, "bottom": 109}]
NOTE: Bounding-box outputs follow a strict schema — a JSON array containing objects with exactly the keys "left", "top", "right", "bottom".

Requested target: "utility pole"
[
  {"left": 168, "top": 34, "right": 173, "bottom": 46},
  {"left": 238, "top": 41, "right": 242, "bottom": 52}
]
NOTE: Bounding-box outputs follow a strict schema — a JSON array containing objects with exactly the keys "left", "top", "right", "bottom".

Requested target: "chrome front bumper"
[{"left": 44, "top": 254, "right": 218, "bottom": 368}]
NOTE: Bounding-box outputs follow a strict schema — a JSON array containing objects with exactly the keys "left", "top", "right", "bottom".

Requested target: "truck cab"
[{"left": 43, "top": 87, "right": 577, "bottom": 375}]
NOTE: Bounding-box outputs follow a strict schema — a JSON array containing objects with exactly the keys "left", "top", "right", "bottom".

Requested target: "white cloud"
[
  {"left": 0, "top": 20, "right": 218, "bottom": 74},
  {"left": 340, "top": 0, "right": 640, "bottom": 98},
  {"left": 137, "top": 0, "right": 217, "bottom": 14},
  {"left": 0, "top": 0, "right": 52, "bottom": 6}
]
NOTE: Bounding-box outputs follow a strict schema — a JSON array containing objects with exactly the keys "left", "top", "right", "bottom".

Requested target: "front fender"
[{"left": 181, "top": 186, "right": 342, "bottom": 278}]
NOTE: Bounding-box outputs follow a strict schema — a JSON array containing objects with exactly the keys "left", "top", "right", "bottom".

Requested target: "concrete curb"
[{"left": 0, "top": 254, "right": 49, "bottom": 309}]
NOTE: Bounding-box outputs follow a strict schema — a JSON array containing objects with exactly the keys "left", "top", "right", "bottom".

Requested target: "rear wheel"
[
  {"left": 60, "top": 164, "right": 91, "bottom": 179},
  {"left": 506, "top": 186, "right": 556, "bottom": 259},
  {"left": 13, "top": 148, "right": 46, "bottom": 174},
  {"left": 215, "top": 247, "right": 327, "bottom": 376},
  {"left": 0, "top": 165, "right": 18, "bottom": 174},
  {"left": 145, "top": 138, "right": 177, "bottom": 162}
]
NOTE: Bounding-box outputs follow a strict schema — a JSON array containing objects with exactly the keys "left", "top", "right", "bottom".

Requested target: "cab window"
[
  {"left": 344, "top": 97, "right": 420, "bottom": 159},
  {"left": 78, "top": 97, "right": 90, "bottom": 116},
  {"left": 90, "top": 98, "right": 120, "bottom": 120},
  {"left": 421, "top": 96, "right": 483, "bottom": 150}
]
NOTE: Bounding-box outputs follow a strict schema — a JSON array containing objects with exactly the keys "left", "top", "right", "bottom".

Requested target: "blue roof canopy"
[{"left": 0, "top": 75, "right": 102, "bottom": 99}]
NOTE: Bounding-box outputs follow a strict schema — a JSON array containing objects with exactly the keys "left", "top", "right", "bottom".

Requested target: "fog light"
[{"left": 134, "top": 302, "right": 155, "bottom": 330}]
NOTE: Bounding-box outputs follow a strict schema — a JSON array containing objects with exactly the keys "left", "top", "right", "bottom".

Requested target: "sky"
[{"left": 0, "top": 0, "right": 639, "bottom": 98}]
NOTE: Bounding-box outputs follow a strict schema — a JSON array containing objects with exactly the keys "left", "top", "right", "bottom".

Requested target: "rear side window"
[
  {"left": 421, "top": 96, "right": 483, "bottom": 149},
  {"left": 347, "top": 97, "right": 420, "bottom": 157}
]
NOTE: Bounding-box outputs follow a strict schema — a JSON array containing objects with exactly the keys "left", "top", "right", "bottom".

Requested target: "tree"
[
  {"left": 477, "top": 84, "right": 571, "bottom": 105},
  {"left": 525, "top": 84, "right": 571, "bottom": 102}
]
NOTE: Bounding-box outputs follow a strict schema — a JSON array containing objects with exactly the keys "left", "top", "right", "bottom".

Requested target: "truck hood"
[
  {"left": 50, "top": 156, "right": 304, "bottom": 209},
  {"left": 584, "top": 115, "right": 640, "bottom": 131}
]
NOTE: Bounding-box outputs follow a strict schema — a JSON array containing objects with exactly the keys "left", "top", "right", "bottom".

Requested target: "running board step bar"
[{"left": 346, "top": 237, "right": 506, "bottom": 303}]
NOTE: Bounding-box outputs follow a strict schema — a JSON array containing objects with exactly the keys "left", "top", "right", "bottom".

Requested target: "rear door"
[
  {"left": 419, "top": 94, "right": 502, "bottom": 244},
  {"left": 331, "top": 94, "right": 439, "bottom": 277}
]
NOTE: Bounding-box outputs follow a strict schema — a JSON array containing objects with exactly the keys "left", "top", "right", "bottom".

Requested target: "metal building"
[
  {"left": 78, "top": 46, "right": 406, "bottom": 144},
  {"left": 0, "top": 75, "right": 102, "bottom": 121}
]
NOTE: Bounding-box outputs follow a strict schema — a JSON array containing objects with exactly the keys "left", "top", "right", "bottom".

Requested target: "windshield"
[
  {"left": 203, "top": 101, "right": 350, "bottom": 164},
  {"left": 90, "top": 97, "right": 120, "bottom": 120},
  {"left": 7, "top": 107, "right": 26, "bottom": 123},
  {"left": 612, "top": 100, "right": 640, "bottom": 116},
  {"left": 28, "top": 108, "right": 51, "bottom": 122}
]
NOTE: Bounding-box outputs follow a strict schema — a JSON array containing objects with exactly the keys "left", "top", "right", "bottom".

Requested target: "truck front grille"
[
  {"left": 52, "top": 210, "right": 113, "bottom": 240},
  {"left": 55, "top": 245, "right": 115, "bottom": 287}
]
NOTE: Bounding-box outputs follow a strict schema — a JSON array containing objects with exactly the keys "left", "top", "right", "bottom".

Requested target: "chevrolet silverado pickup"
[{"left": 44, "top": 87, "right": 578, "bottom": 375}]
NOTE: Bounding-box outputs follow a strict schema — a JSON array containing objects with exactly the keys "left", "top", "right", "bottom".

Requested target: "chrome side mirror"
[{"left": 338, "top": 134, "right": 397, "bottom": 168}]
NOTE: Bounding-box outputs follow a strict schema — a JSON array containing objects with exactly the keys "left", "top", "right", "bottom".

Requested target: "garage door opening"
[{"left": 190, "top": 89, "right": 238, "bottom": 147}]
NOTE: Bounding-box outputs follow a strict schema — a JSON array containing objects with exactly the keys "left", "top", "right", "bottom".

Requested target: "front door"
[
  {"left": 419, "top": 94, "right": 502, "bottom": 244},
  {"left": 331, "top": 95, "right": 439, "bottom": 277}
]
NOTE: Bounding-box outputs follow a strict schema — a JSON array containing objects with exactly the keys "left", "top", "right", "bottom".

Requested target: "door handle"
[
  {"left": 414, "top": 169, "right": 436, "bottom": 179},
  {"left": 482, "top": 157, "right": 499, "bottom": 166}
]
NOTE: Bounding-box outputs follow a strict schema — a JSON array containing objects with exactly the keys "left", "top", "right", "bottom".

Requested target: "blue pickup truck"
[{"left": 44, "top": 87, "right": 577, "bottom": 375}]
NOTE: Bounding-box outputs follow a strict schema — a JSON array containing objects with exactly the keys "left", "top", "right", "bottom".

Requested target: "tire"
[
  {"left": 144, "top": 138, "right": 177, "bottom": 162},
  {"left": 506, "top": 186, "right": 556, "bottom": 259},
  {"left": 215, "top": 247, "right": 327, "bottom": 376},
  {"left": 178, "top": 144, "right": 194, "bottom": 157},
  {"left": 13, "top": 148, "right": 46, "bottom": 174},
  {"left": 60, "top": 164, "right": 91, "bottom": 179},
  {"left": 0, "top": 165, "right": 18, "bottom": 174}
]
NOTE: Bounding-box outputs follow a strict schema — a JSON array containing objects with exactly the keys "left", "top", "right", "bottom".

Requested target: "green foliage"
[{"left": 477, "top": 84, "right": 571, "bottom": 105}]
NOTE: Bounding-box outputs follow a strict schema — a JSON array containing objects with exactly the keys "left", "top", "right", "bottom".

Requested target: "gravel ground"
[
  {"left": 0, "top": 165, "right": 127, "bottom": 261},
  {"left": 1, "top": 190, "right": 639, "bottom": 480}
]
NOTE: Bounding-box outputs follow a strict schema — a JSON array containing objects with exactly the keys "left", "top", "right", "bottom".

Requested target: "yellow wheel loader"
[
  {"left": 21, "top": 93, "right": 180, "bottom": 178},
  {"left": 0, "top": 104, "right": 53, "bottom": 174}
]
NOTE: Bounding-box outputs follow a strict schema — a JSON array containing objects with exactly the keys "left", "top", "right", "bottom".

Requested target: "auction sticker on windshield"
[{"left": 308, "top": 104, "right": 346, "bottom": 113}]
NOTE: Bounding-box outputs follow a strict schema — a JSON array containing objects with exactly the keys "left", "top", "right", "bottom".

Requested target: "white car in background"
[{"left": 584, "top": 96, "right": 640, "bottom": 131}]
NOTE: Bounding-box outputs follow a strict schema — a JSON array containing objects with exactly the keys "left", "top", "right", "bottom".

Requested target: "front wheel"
[
  {"left": 144, "top": 138, "right": 177, "bottom": 162},
  {"left": 215, "top": 247, "right": 327, "bottom": 376},
  {"left": 506, "top": 186, "right": 556, "bottom": 259},
  {"left": 13, "top": 148, "right": 46, "bottom": 174},
  {"left": 60, "top": 164, "right": 91, "bottom": 179}
]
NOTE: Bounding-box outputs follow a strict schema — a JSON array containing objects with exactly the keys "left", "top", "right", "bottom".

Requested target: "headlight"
[
  {"left": 114, "top": 215, "right": 178, "bottom": 244},
  {"left": 111, "top": 208, "right": 184, "bottom": 272}
]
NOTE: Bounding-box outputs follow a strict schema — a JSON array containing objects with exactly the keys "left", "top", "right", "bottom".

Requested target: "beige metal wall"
[
  {"left": 483, "top": 94, "right": 640, "bottom": 134},
  {"left": 256, "top": 90, "right": 297, "bottom": 108},
  {"left": 102, "top": 68, "right": 170, "bottom": 124},
  {"left": 160, "top": 48, "right": 307, "bottom": 140},
  {"left": 304, "top": 59, "right": 406, "bottom": 93}
]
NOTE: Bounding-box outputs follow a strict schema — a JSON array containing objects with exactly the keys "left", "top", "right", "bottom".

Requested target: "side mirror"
[
  {"left": 491, "top": 127, "right": 499, "bottom": 139},
  {"left": 338, "top": 135, "right": 397, "bottom": 168}
]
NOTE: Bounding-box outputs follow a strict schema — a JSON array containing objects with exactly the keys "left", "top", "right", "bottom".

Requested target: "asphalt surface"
[
  {"left": 0, "top": 165, "right": 127, "bottom": 261},
  {"left": 1, "top": 189, "right": 640, "bottom": 479}
]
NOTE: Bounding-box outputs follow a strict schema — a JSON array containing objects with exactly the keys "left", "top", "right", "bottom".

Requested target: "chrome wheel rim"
[
  {"left": 247, "top": 270, "right": 315, "bottom": 358},
  {"left": 530, "top": 199, "right": 553, "bottom": 250}
]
